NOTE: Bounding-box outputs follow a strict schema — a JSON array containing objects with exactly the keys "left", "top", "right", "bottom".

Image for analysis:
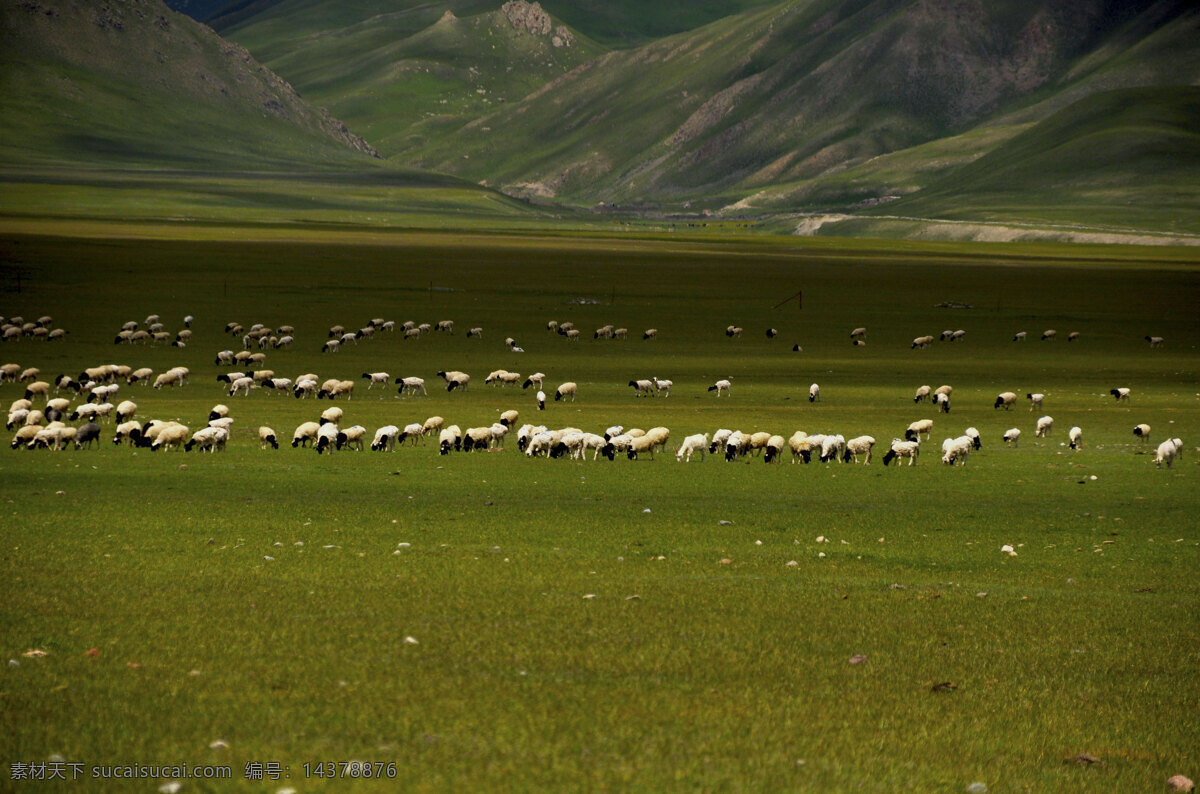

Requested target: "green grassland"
[{"left": 1, "top": 230, "right": 1198, "bottom": 791}]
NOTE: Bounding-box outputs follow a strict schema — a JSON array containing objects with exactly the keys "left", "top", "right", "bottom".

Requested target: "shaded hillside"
[
  {"left": 404, "top": 0, "right": 1198, "bottom": 211},
  {"left": 0, "top": 0, "right": 378, "bottom": 169},
  {"left": 869, "top": 87, "right": 1200, "bottom": 234},
  {"left": 255, "top": 2, "right": 605, "bottom": 156}
]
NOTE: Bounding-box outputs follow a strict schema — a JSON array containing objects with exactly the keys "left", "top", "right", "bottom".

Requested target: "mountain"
[
  {"left": 0, "top": 0, "right": 378, "bottom": 170},
  {"left": 215, "top": 0, "right": 1200, "bottom": 235}
]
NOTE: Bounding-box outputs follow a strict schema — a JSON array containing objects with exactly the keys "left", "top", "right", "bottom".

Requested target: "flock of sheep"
[{"left": 2, "top": 311, "right": 1183, "bottom": 469}]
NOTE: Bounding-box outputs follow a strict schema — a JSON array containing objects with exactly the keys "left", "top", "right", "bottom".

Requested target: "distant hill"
[
  {"left": 0, "top": 0, "right": 378, "bottom": 170},
  {"left": 214, "top": 0, "right": 1200, "bottom": 235}
]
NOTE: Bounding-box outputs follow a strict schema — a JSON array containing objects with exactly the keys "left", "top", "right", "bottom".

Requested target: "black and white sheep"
[
  {"left": 882, "top": 438, "right": 920, "bottom": 467},
  {"left": 994, "top": 391, "right": 1017, "bottom": 410},
  {"left": 554, "top": 382, "right": 578, "bottom": 402},
  {"left": 708, "top": 379, "right": 731, "bottom": 396}
]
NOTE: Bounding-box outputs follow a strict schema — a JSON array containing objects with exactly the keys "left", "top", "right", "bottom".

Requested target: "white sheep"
[
  {"left": 994, "top": 391, "right": 1017, "bottom": 410},
  {"left": 362, "top": 371, "right": 390, "bottom": 389},
  {"left": 652, "top": 377, "right": 673, "bottom": 397},
  {"left": 1003, "top": 428, "right": 1021, "bottom": 447},
  {"left": 905, "top": 419, "right": 933, "bottom": 442},
  {"left": 708, "top": 379, "right": 731, "bottom": 396},
  {"left": 576, "top": 432, "right": 608, "bottom": 460},
  {"left": 318, "top": 380, "right": 355, "bottom": 400},
  {"left": 437, "top": 370, "right": 471, "bottom": 392},
  {"left": 1035, "top": 416, "right": 1053, "bottom": 438},
  {"left": 422, "top": 416, "right": 444, "bottom": 437},
  {"left": 371, "top": 425, "right": 399, "bottom": 452},
  {"left": 882, "top": 438, "right": 920, "bottom": 466},
  {"left": 186, "top": 426, "right": 228, "bottom": 453},
  {"left": 336, "top": 425, "right": 367, "bottom": 451},
  {"left": 228, "top": 376, "right": 255, "bottom": 397},
  {"left": 941, "top": 436, "right": 972, "bottom": 466},
  {"left": 291, "top": 421, "right": 320, "bottom": 447},
  {"left": 258, "top": 426, "right": 279, "bottom": 449},
  {"left": 763, "top": 435, "right": 787, "bottom": 464},
  {"left": 1027, "top": 392, "right": 1045, "bottom": 410},
  {"left": 676, "top": 433, "right": 709, "bottom": 462},
  {"left": 554, "top": 382, "right": 577, "bottom": 402},
  {"left": 629, "top": 379, "right": 654, "bottom": 397},
  {"left": 843, "top": 435, "right": 876, "bottom": 464},
  {"left": 314, "top": 423, "right": 340, "bottom": 453},
  {"left": 819, "top": 434, "right": 845, "bottom": 463},
  {"left": 151, "top": 423, "right": 189, "bottom": 452},
  {"left": 809, "top": 383, "right": 820, "bottom": 403},
  {"left": 396, "top": 376, "right": 427, "bottom": 396},
  {"left": 788, "top": 431, "right": 812, "bottom": 463},
  {"left": 1155, "top": 438, "right": 1177, "bottom": 468},
  {"left": 1068, "top": 426, "right": 1083, "bottom": 450}
]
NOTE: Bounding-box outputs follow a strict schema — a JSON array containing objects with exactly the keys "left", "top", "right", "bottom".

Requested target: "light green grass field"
[{"left": 1, "top": 229, "right": 1198, "bottom": 791}]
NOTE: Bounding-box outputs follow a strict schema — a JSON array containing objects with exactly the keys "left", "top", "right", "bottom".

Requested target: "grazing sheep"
[
  {"left": 914, "top": 385, "right": 932, "bottom": 403},
  {"left": 128, "top": 367, "right": 153, "bottom": 385},
  {"left": 439, "top": 426, "right": 462, "bottom": 455},
  {"left": 882, "top": 438, "right": 920, "bottom": 467},
  {"left": 676, "top": 433, "right": 709, "bottom": 462},
  {"left": 395, "top": 376, "right": 427, "bottom": 396},
  {"left": 115, "top": 400, "right": 137, "bottom": 424},
  {"left": 318, "top": 380, "right": 355, "bottom": 400},
  {"left": 1027, "top": 392, "right": 1045, "bottom": 410},
  {"left": 1003, "top": 428, "right": 1021, "bottom": 447},
  {"left": 911, "top": 335, "right": 935, "bottom": 349},
  {"left": 319, "top": 406, "right": 344, "bottom": 427},
  {"left": 708, "top": 379, "right": 732, "bottom": 396},
  {"left": 11, "top": 425, "right": 41, "bottom": 449},
  {"left": 150, "top": 423, "right": 188, "bottom": 451},
  {"left": 1145, "top": 335, "right": 1164, "bottom": 348},
  {"left": 113, "top": 420, "right": 143, "bottom": 446},
  {"left": 994, "top": 391, "right": 1017, "bottom": 410},
  {"left": 522, "top": 373, "right": 545, "bottom": 390},
  {"left": 362, "top": 372, "right": 390, "bottom": 389},
  {"left": 905, "top": 419, "right": 933, "bottom": 442},
  {"left": 437, "top": 370, "right": 471, "bottom": 392},
  {"left": 554, "top": 382, "right": 577, "bottom": 402},
  {"left": 1068, "top": 426, "right": 1083, "bottom": 450},
  {"left": 291, "top": 421, "right": 320, "bottom": 448},
  {"left": 499, "top": 410, "right": 519, "bottom": 427},
  {"left": 941, "top": 436, "right": 972, "bottom": 466},
  {"left": 536, "top": 390, "right": 546, "bottom": 411},
  {"left": 595, "top": 325, "right": 614, "bottom": 340},
  {"left": 228, "top": 376, "right": 255, "bottom": 397},
  {"left": 18, "top": 367, "right": 39, "bottom": 382},
  {"left": 1041, "top": 329, "right": 1058, "bottom": 341},
  {"left": 643, "top": 328, "right": 657, "bottom": 340},
  {"left": 1155, "top": 438, "right": 1177, "bottom": 468},
  {"left": 842, "top": 436, "right": 876, "bottom": 464},
  {"left": 152, "top": 368, "right": 188, "bottom": 389},
  {"left": 627, "top": 427, "right": 671, "bottom": 460},
  {"left": 964, "top": 427, "right": 981, "bottom": 450},
  {"left": 185, "top": 426, "right": 228, "bottom": 453},
  {"left": 258, "top": 426, "right": 279, "bottom": 449},
  {"left": 1035, "top": 415, "right": 1053, "bottom": 438},
  {"left": 809, "top": 383, "right": 820, "bottom": 403},
  {"left": 788, "top": 431, "right": 813, "bottom": 463},
  {"left": 314, "top": 423, "right": 340, "bottom": 453},
  {"left": 1133, "top": 423, "right": 1152, "bottom": 443},
  {"left": 765, "top": 328, "right": 778, "bottom": 338},
  {"left": 725, "top": 326, "right": 742, "bottom": 338},
  {"left": 708, "top": 428, "right": 733, "bottom": 455},
  {"left": 0, "top": 363, "right": 20, "bottom": 383},
  {"left": 371, "top": 425, "right": 399, "bottom": 452},
  {"left": 850, "top": 327, "right": 866, "bottom": 340},
  {"left": 819, "top": 434, "right": 846, "bottom": 463},
  {"left": 724, "top": 431, "right": 751, "bottom": 461},
  {"left": 467, "top": 327, "right": 483, "bottom": 338},
  {"left": 1012, "top": 331, "right": 1027, "bottom": 342},
  {"left": 336, "top": 425, "right": 367, "bottom": 451},
  {"left": 933, "top": 393, "right": 951, "bottom": 413},
  {"left": 1110, "top": 387, "right": 1131, "bottom": 402},
  {"left": 23, "top": 381, "right": 50, "bottom": 401},
  {"left": 629, "top": 379, "right": 654, "bottom": 397},
  {"left": 397, "top": 423, "right": 424, "bottom": 445},
  {"left": 763, "top": 436, "right": 792, "bottom": 467},
  {"left": 422, "top": 416, "right": 445, "bottom": 437}
]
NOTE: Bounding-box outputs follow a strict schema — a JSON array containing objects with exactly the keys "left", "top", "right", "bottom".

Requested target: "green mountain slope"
[
  {"left": 0, "top": 0, "right": 378, "bottom": 170},
  {"left": 406, "top": 0, "right": 1198, "bottom": 212},
  {"left": 870, "top": 87, "right": 1200, "bottom": 234}
]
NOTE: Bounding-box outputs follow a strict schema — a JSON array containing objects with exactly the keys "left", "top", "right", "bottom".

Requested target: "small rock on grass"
[{"left": 848, "top": 654, "right": 867, "bottom": 665}]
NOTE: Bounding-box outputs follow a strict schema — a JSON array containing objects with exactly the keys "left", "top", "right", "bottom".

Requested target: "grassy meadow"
[{"left": 1, "top": 229, "right": 1198, "bottom": 792}]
